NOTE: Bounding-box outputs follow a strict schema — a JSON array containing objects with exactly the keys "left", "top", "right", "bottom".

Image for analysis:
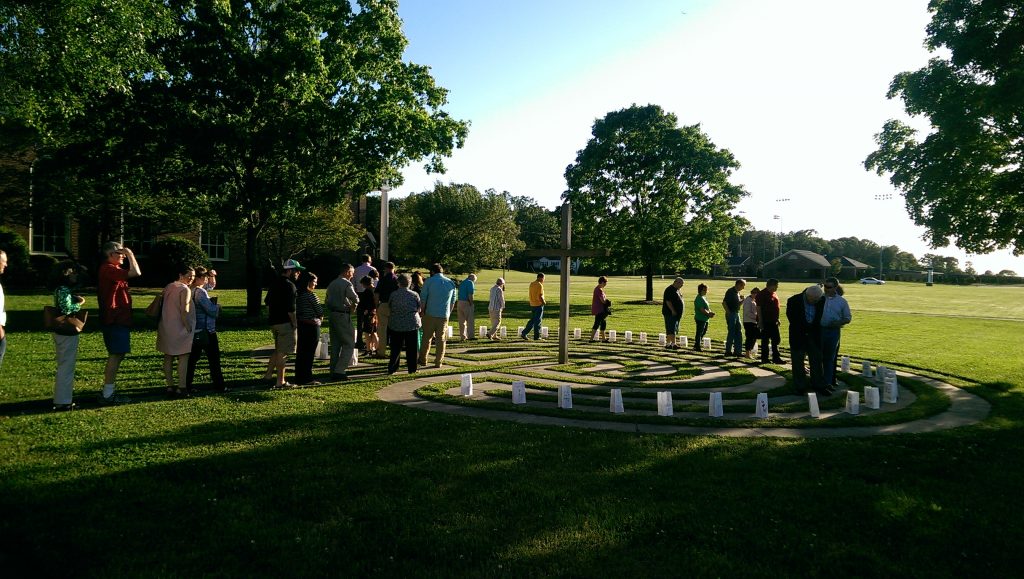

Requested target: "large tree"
[
  {"left": 140, "top": 0, "right": 468, "bottom": 314},
  {"left": 865, "top": 0, "right": 1024, "bottom": 256},
  {"left": 0, "top": 1, "right": 177, "bottom": 241},
  {"left": 564, "top": 104, "right": 745, "bottom": 301},
  {"left": 390, "top": 183, "right": 523, "bottom": 273}
]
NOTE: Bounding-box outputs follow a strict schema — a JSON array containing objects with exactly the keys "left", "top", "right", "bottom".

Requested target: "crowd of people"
[{"left": 0, "top": 244, "right": 854, "bottom": 409}]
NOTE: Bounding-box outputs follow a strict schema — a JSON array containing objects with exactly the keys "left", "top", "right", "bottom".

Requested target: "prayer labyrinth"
[{"left": 376, "top": 331, "right": 990, "bottom": 438}]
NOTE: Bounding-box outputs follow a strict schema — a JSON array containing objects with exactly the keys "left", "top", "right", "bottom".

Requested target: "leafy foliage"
[
  {"left": 141, "top": 236, "right": 211, "bottom": 287},
  {"left": 390, "top": 183, "right": 524, "bottom": 273},
  {"left": 564, "top": 104, "right": 745, "bottom": 300},
  {"left": 865, "top": 0, "right": 1024, "bottom": 255}
]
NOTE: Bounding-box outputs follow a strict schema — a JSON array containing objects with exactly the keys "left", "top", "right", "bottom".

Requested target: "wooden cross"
[{"left": 522, "top": 203, "right": 609, "bottom": 364}]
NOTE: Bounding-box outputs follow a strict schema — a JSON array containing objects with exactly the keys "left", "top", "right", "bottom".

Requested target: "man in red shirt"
[
  {"left": 97, "top": 241, "right": 141, "bottom": 403},
  {"left": 757, "top": 278, "right": 785, "bottom": 365}
]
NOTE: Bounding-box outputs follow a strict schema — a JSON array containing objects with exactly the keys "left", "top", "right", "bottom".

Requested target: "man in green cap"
[{"left": 263, "top": 258, "right": 304, "bottom": 388}]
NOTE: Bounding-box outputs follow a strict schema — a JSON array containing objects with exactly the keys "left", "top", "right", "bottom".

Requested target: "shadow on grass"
[{"left": 1, "top": 395, "right": 1022, "bottom": 577}]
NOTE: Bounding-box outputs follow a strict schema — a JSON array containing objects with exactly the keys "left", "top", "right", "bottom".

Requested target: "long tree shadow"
[{"left": 1, "top": 396, "right": 1021, "bottom": 577}]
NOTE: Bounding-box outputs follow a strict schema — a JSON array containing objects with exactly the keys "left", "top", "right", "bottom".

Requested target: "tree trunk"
[
  {"left": 645, "top": 262, "right": 654, "bottom": 302},
  {"left": 245, "top": 222, "right": 263, "bottom": 318}
]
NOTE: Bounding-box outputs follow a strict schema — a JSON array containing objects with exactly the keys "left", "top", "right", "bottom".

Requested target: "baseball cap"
[{"left": 282, "top": 259, "right": 306, "bottom": 271}]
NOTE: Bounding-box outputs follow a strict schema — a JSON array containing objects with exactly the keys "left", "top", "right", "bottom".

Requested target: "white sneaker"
[{"left": 98, "top": 394, "right": 129, "bottom": 405}]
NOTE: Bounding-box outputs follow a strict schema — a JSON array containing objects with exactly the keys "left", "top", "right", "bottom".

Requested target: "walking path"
[{"left": 374, "top": 338, "right": 990, "bottom": 438}]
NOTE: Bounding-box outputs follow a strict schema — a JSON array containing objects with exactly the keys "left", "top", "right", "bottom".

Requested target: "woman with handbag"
[
  {"left": 186, "top": 267, "right": 225, "bottom": 392},
  {"left": 51, "top": 261, "right": 86, "bottom": 410},
  {"left": 157, "top": 266, "right": 196, "bottom": 397}
]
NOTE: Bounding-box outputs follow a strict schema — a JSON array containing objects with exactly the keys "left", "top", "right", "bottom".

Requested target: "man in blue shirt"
[
  {"left": 456, "top": 273, "right": 477, "bottom": 341},
  {"left": 820, "top": 277, "right": 852, "bottom": 388},
  {"left": 418, "top": 263, "right": 457, "bottom": 368}
]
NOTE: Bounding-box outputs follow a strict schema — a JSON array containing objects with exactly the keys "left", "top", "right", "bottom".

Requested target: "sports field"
[{"left": 0, "top": 271, "right": 1021, "bottom": 576}]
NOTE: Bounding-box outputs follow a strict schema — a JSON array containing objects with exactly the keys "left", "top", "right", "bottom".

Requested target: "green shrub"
[
  {"left": 0, "top": 226, "right": 33, "bottom": 288},
  {"left": 140, "top": 236, "right": 210, "bottom": 287}
]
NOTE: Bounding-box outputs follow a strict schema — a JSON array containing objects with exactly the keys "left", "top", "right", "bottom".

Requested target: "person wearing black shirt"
[
  {"left": 661, "top": 277, "right": 685, "bottom": 349},
  {"left": 785, "top": 285, "right": 827, "bottom": 395},
  {"left": 263, "top": 259, "right": 303, "bottom": 388},
  {"left": 722, "top": 279, "right": 746, "bottom": 358},
  {"left": 374, "top": 261, "right": 398, "bottom": 357}
]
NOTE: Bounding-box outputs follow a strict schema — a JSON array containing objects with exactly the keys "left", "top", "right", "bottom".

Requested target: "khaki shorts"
[{"left": 272, "top": 322, "right": 297, "bottom": 354}]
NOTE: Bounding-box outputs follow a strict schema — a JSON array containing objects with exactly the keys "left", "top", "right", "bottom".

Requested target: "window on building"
[
  {"left": 201, "top": 228, "right": 229, "bottom": 261},
  {"left": 31, "top": 215, "right": 70, "bottom": 254},
  {"left": 123, "top": 222, "right": 156, "bottom": 256}
]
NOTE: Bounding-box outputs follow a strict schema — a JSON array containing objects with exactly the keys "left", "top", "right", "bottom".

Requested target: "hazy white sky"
[{"left": 396, "top": 0, "right": 1024, "bottom": 274}]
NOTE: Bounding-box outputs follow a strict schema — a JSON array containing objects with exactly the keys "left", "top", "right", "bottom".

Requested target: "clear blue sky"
[{"left": 393, "top": 0, "right": 1024, "bottom": 274}]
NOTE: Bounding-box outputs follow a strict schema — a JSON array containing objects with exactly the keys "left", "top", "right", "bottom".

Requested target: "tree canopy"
[
  {"left": 2, "top": 0, "right": 468, "bottom": 314},
  {"left": 865, "top": 0, "right": 1024, "bottom": 256},
  {"left": 390, "top": 183, "right": 523, "bottom": 273},
  {"left": 564, "top": 104, "right": 745, "bottom": 300}
]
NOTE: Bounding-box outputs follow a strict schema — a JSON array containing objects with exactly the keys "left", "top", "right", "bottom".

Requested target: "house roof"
[
  {"left": 764, "top": 249, "right": 832, "bottom": 268},
  {"left": 838, "top": 255, "right": 870, "bottom": 268}
]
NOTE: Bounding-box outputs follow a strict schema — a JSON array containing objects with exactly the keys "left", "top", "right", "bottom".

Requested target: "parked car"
[{"left": 859, "top": 277, "right": 886, "bottom": 285}]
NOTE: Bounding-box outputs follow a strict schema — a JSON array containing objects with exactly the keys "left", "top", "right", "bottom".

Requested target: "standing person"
[
  {"left": 418, "top": 263, "right": 457, "bottom": 368},
  {"left": 186, "top": 267, "right": 225, "bottom": 392},
  {"left": 456, "top": 273, "right": 477, "bottom": 340},
  {"left": 97, "top": 242, "right": 142, "bottom": 403},
  {"left": 353, "top": 255, "right": 376, "bottom": 346},
  {"left": 264, "top": 259, "right": 303, "bottom": 388},
  {"left": 486, "top": 278, "right": 505, "bottom": 340},
  {"left": 157, "top": 266, "right": 196, "bottom": 398},
  {"left": 722, "top": 279, "right": 746, "bottom": 358},
  {"left": 786, "top": 284, "right": 826, "bottom": 395},
  {"left": 51, "top": 260, "right": 85, "bottom": 410},
  {"left": 662, "top": 277, "right": 685, "bottom": 349},
  {"left": 357, "top": 275, "right": 379, "bottom": 356},
  {"left": 374, "top": 261, "right": 398, "bottom": 357},
  {"left": 204, "top": 269, "right": 218, "bottom": 291},
  {"left": 325, "top": 263, "right": 359, "bottom": 381},
  {"left": 758, "top": 278, "right": 785, "bottom": 364},
  {"left": 521, "top": 272, "right": 546, "bottom": 340},
  {"left": 820, "top": 277, "right": 852, "bottom": 389},
  {"left": 294, "top": 271, "right": 324, "bottom": 385},
  {"left": 387, "top": 274, "right": 421, "bottom": 374},
  {"left": 353, "top": 254, "right": 377, "bottom": 286},
  {"left": 742, "top": 287, "right": 761, "bottom": 358},
  {"left": 591, "top": 276, "right": 610, "bottom": 342},
  {"left": 693, "top": 283, "right": 715, "bottom": 351},
  {"left": 0, "top": 250, "right": 7, "bottom": 372},
  {"left": 411, "top": 271, "right": 424, "bottom": 294}
]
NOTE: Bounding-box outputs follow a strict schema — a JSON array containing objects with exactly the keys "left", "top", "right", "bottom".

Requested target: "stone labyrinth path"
[{"left": 376, "top": 332, "right": 990, "bottom": 438}]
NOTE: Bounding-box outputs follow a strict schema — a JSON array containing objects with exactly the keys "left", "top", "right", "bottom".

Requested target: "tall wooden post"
[{"left": 558, "top": 203, "right": 571, "bottom": 364}]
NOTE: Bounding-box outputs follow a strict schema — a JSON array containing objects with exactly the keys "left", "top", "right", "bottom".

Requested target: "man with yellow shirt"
[{"left": 521, "top": 272, "right": 546, "bottom": 340}]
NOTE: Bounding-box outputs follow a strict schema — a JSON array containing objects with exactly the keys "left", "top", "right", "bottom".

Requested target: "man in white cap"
[
  {"left": 263, "top": 258, "right": 304, "bottom": 388},
  {"left": 785, "top": 284, "right": 826, "bottom": 395}
]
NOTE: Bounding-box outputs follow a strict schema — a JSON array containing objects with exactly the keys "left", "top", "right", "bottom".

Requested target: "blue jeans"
[
  {"left": 821, "top": 327, "right": 842, "bottom": 386},
  {"left": 725, "top": 312, "right": 742, "bottom": 355},
  {"left": 0, "top": 334, "right": 6, "bottom": 371},
  {"left": 522, "top": 305, "right": 544, "bottom": 338}
]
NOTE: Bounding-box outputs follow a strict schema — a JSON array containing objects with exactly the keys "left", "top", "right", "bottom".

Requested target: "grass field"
[{"left": 1, "top": 270, "right": 1023, "bottom": 577}]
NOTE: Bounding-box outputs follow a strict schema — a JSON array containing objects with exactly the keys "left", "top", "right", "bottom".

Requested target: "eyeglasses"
[{"left": 823, "top": 285, "right": 835, "bottom": 289}]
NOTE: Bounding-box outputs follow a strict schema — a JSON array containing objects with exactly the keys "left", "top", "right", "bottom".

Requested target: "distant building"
[
  {"left": 762, "top": 249, "right": 831, "bottom": 281},
  {"left": 828, "top": 255, "right": 871, "bottom": 279},
  {"left": 530, "top": 257, "right": 580, "bottom": 274}
]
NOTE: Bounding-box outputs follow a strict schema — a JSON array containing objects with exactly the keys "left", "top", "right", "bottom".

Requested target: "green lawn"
[{"left": 1, "top": 271, "right": 1022, "bottom": 577}]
